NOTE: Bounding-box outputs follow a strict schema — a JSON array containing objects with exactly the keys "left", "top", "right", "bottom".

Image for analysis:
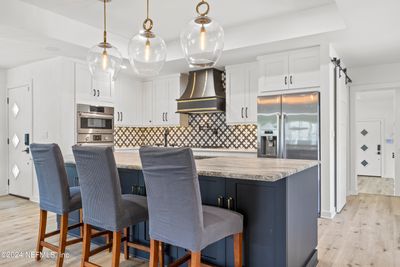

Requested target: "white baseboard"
[{"left": 321, "top": 210, "right": 336, "bottom": 219}]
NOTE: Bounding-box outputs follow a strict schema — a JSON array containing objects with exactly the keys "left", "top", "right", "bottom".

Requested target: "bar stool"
[
  {"left": 139, "top": 147, "right": 244, "bottom": 267},
  {"left": 30, "top": 143, "right": 85, "bottom": 267},
  {"left": 72, "top": 146, "right": 150, "bottom": 267}
]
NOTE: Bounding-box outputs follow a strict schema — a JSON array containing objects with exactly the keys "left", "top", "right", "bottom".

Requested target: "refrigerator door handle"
[
  {"left": 276, "top": 113, "right": 281, "bottom": 157},
  {"left": 281, "top": 113, "right": 287, "bottom": 158}
]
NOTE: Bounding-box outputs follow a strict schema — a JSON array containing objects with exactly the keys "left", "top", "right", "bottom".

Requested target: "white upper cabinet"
[
  {"left": 152, "top": 79, "right": 169, "bottom": 125},
  {"left": 75, "top": 62, "right": 113, "bottom": 105},
  {"left": 226, "top": 62, "right": 258, "bottom": 124},
  {"left": 149, "top": 74, "right": 187, "bottom": 127},
  {"left": 142, "top": 81, "right": 154, "bottom": 126},
  {"left": 258, "top": 53, "right": 289, "bottom": 93},
  {"left": 114, "top": 74, "right": 142, "bottom": 127},
  {"left": 288, "top": 48, "right": 320, "bottom": 89},
  {"left": 258, "top": 47, "right": 320, "bottom": 94}
]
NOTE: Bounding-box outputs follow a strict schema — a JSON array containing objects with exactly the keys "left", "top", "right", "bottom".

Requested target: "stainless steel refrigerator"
[{"left": 257, "top": 92, "right": 320, "bottom": 160}]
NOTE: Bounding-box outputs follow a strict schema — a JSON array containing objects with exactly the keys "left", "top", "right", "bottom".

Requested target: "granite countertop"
[{"left": 65, "top": 151, "right": 318, "bottom": 182}]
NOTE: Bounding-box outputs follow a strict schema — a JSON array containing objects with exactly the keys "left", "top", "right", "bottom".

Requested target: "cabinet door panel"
[
  {"left": 166, "top": 78, "right": 181, "bottom": 126},
  {"left": 246, "top": 63, "right": 259, "bottom": 123},
  {"left": 93, "top": 73, "right": 113, "bottom": 102},
  {"left": 75, "top": 63, "right": 93, "bottom": 101},
  {"left": 142, "top": 82, "right": 153, "bottom": 126},
  {"left": 114, "top": 76, "right": 143, "bottom": 126},
  {"left": 153, "top": 80, "right": 169, "bottom": 126},
  {"left": 226, "top": 67, "right": 246, "bottom": 124},
  {"left": 289, "top": 48, "right": 320, "bottom": 89},
  {"left": 259, "top": 53, "right": 289, "bottom": 93}
]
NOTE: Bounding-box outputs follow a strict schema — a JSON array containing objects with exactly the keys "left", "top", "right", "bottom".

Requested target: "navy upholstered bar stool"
[
  {"left": 30, "top": 143, "right": 84, "bottom": 267},
  {"left": 139, "top": 147, "right": 244, "bottom": 267},
  {"left": 72, "top": 146, "right": 150, "bottom": 267}
]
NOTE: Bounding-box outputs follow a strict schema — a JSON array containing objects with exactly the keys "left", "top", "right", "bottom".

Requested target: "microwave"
[{"left": 77, "top": 104, "right": 114, "bottom": 135}]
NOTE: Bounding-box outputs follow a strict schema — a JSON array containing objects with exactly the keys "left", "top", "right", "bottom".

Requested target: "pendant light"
[
  {"left": 180, "top": 0, "right": 224, "bottom": 68},
  {"left": 87, "top": 0, "right": 122, "bottom": 81},
  {"left": 128, "top": 0, "right": 167, "bottom": 77}
]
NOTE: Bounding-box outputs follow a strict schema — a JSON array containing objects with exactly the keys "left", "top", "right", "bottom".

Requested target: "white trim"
[{"left": 321, "top": 209, "right": 336, "bottom": 219}]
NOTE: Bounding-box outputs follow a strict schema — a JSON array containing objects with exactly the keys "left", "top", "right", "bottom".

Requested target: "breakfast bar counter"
[{"left": 64, "top": 151, "right": 319, "bottom": 267}]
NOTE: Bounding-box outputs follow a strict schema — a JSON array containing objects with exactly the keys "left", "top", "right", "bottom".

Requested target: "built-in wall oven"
[{"left": 77, "top": 104, "right": 114, "bottom": 146}]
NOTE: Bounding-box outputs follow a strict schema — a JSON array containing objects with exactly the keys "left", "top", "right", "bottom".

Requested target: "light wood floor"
[
  {"left": 1, "top": 194, "right": 400, "bottom": 267},
  {"left": 358, "top": 175, "right": 395, "bottom": 196}
]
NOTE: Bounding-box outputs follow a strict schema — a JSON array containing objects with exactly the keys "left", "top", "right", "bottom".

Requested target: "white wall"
[
  {"left": 350, "top": 62, "right": 400, "bottom": 86},
  {"left": 7, "top": 57, "right": 76, "bottom": 201},
  {"left": 355, "top": 90, "right": 395, "bottom": 178},
  {"left": 0, "top": 70, "right": 7, "bottom": 195}
]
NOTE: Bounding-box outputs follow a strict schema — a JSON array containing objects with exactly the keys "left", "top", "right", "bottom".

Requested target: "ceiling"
[
  {"left": 20, "top": 0, "right": 333, "bottom": 41},
  {"left": 1, "top": 0, "right": 400, "bottom": 74}
]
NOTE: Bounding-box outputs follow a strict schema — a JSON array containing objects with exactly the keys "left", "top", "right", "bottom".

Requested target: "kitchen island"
[{"left": 64, "top": 152, "right": 319, "bottom": 267}]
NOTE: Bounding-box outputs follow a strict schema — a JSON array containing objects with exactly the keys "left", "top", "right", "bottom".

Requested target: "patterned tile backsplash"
[{"left": 115, "top": 113, "right": 257, "bottom": 150}]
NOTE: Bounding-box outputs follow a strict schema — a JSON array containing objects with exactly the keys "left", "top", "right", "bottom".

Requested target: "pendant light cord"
[
  {"left": 103, "top": 0, "right": 107, "bottom": 44},
  {"left": 146, "top": 0, "right": 149, "bottom": 20}
]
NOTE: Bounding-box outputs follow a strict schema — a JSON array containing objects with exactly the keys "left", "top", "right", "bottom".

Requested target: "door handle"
[
  {"left": 241, "top": 107, "right": 244, "bottom": 119},
  {"left": 120, "top": 112, "right": 123, "bottom": 122},
  {"left": 117, "top": 112, "right": 120, "bottom": 122},
  {"left": 165, "top": 112, "right": 168, "bottom": 122},
  {"left": 162, "top": 113, "right": 165, "bottom": 122},
  {"left": 93, "top": 89, "right": 96, "bottom": 96},
  {"left": 284, "top": 76, "right": 287, "bottom": 85},
  {"left": 97, "top": 90, "right": 100, "bottom": 97},
  {"left": 245, "top": 107, "right": 248, "bottom": 118},
  {"left": 22, "top": 147, "right": 30, "bottom": 154},
  {"left": 290, "top": 75, "right": 293, "bottom": 85},
  {"left": 281, "top": 113, "right": 287, "bottom": 158}
]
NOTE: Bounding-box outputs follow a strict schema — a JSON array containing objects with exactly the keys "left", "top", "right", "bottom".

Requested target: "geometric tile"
[
  {"left": 12, "top": 134, "right": 19, "bottom": 148},
  {"left": 361, "top": 160, "right": 369, "bottom": 167},
  {"left": 361, "top": 145, "right": 368, "bottom": 151},
  {"left": 114, "top": 113, "right": 258, "bottom": 150},
  {"left": 12, "top": 164, "right": 20, "bottom": 178},
  {"left": 361, "top": 129, "right": 368, "bottom": 136},
  {"left": 12, "top": 103, "right": 19, "bottom": 118}
]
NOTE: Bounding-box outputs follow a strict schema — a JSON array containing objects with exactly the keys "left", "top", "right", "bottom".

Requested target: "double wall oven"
[{"left": 77, "top": 104, "right": 114, "bottom": 147}]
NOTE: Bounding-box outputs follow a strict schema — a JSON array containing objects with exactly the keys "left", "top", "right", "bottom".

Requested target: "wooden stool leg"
[
  {"left": 79, "top": 209, "right": 83, "bottom": 238},
  {"left": 106, "top": 232, "right": 113, "bottom": 252},
  {"left": 190, "top": 251, "right": 201, "bottom": 267},
  {"left": 149, "top": 239, "right": 159, "bottom": 267},
  {"left": 81, "top": 224, "right": 91, "bottom": 267},
  {"left": 124, "top": 227, "right": 130, "bottom": 260},
  {"left": 111, "top": 231, "right": 121, "bottom": 267},
  {"left": 36, "top": 209, "right": 47, "bottom": 261},
  {"left": 159, "top": 242, "right": 164, "bottom": 267},
  {"left": 56, "top": 214, "right": 68, "bottom": 267},
  {"left": 234, "top": 232, "right": 243, "bottom": 267}
]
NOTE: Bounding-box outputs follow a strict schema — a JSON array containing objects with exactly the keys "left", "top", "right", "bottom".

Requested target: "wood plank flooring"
[
  {"left": 358, "top": 175, "right": 395, "bottom": 196},
  {"left": 1, "top": 194, "right": 400, "bottom": 267}
]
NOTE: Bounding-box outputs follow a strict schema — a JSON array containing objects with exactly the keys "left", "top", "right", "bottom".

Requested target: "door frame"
[
  {"left": 7, "top": 82, "right": 34, "bottom": 199},
  {"left": 349, "top": 82, "right": 400, "bottom": 196}
]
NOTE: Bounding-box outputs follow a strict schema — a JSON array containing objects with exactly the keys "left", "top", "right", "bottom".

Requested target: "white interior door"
[
  {"left": 8, "top": 85, "right": 33, "bottom": 198},
  {"left": 357, "top": 121, "right": 382, "bottom": 177}
]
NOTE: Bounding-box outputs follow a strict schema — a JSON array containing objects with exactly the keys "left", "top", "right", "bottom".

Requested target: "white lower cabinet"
[{"left": 226, "top": 62, "right": 258, "bottom": 124}]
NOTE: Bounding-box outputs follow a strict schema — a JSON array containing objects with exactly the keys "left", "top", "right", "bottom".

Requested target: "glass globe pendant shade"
[
  {"left": 87, "top": 42, "right": 123, "bottom": 81},
  {"left": 180, "top": 16, "right": 224, "bottom": 68},
  {"left": 128, "top": 31, "right": 167, "bottom": 77}
]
